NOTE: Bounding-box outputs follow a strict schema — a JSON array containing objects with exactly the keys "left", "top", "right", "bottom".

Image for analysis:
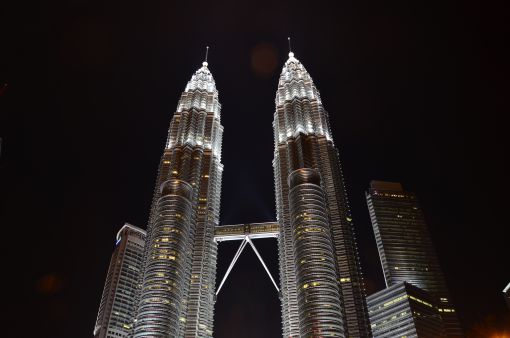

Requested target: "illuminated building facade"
[
  {"left": 94, "top": 224, "right": 146, "bottom": 338},
  {"left": 365, "top": 180, "right": 462, "bottom": 337},
  {"left": 367, "top": 282, "right": 444, "bottom": 337},
  {"left": 133, "top": 59, "right": 223, "bottom": 337},
  {"left": 273, "top": 52, "right": 371, "bottom": 337}
]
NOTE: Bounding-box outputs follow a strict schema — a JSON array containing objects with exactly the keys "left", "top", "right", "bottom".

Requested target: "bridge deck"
[{"left": 214, "top": 222, "right": 279, "bottom": 242}]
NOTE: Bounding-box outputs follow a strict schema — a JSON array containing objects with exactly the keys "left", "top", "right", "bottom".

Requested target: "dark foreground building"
[
  {"left": 93, "top": 224, "right": 146, "bottom": 338},
  {"left": 365, "top": 180, "right": 462, "bottom": 337},
  {"left": 367, "top": 282, "right": 444, "bottom": 338}
]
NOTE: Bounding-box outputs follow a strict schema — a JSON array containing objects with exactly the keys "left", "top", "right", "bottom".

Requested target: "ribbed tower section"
[
  {"left": 288, "top": 168, "right": 344, "bottom": 337},
  {"left": 273, "top": 52, "right": 371, "bottom": 337},
  {"left": 133, "top": 61, "right": 223, "bottom": 337}
]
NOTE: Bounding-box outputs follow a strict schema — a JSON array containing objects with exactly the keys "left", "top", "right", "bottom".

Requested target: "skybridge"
[
  {"left": 214, "top": 222, "right": 280, "bottom": 298},
  {"left": 214, "top": 221, "right": 279, "bottom": 242}
]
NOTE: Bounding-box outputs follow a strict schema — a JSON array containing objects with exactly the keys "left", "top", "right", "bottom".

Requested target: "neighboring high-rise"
[
  {"left": 273, "top": 51, "right": 371, "bottom": 337},
  {"left": 504, "top": 282, "right": 510, "bottom": 310},
  {"left": 133, "top": 58, "right": 223, "bottom": 337},
  {"left": 365, "top": 180, "right": 462, "bottom": 337},
  {"left": 367, "top": 282, "right": 444, "bottom": 338},
  {"left": 93, "top": 224, "right": 146, "bottom": 338}
]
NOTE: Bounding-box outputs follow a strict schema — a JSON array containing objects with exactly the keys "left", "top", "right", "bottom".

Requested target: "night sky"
[{"left": 1, "top": 0, "right": 509, "bottom": 337}]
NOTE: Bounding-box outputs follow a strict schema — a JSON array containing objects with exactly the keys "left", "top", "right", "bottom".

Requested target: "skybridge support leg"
[
  {"left": 215, "top": 235, "right": 280, "bottom": 299},
  {"left": 246, "top": 236, "right": 280, "bottom": 293},
  {"left": 215, "top": 238, "right": 248, "bottom": 296}
]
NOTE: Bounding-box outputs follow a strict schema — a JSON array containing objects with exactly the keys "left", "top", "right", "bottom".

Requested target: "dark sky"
[{"left": 1, "top": 0, "right": 509, "bottom": 337}]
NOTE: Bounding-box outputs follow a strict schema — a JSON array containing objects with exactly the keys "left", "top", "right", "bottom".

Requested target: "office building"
[
  {"left": 367, "top": 282, "right": 444, "bottom": 337},
  {"left": 94, "top": 224, "right": 146, "bottom": 338}
]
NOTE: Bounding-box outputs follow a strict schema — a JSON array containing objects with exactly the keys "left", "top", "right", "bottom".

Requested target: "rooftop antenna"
[
  {"left": 288, "top": 37, "right": 294, "bottom": 57},
  {"left": 202, "top": 46, "right": 209, "bottom": 67}
]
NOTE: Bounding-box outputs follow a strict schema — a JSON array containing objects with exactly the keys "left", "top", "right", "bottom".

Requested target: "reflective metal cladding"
[{"left": 288, "top": 168, "right": 344, "bottom": 336}]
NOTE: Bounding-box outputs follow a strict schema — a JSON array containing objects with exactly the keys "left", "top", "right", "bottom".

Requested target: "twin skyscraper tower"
[
  {"left": 93, "top": 49, "right": 423, "bottom": 338},
  {"left": 126, "top": 49, "right": 373, "bottom": 337}
]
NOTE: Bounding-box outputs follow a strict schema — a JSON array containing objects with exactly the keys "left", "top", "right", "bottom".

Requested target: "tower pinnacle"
[
  {"left": 203, "top": 46, "right": 209, "bottom": 67},
  {"left": 287, "top": 37, "right": 294, "bottom": 58}
]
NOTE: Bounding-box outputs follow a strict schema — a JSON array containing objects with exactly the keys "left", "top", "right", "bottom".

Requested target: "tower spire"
[
  {"left": 287, "top": 37, "right": 294, "bottom": 58},
  {"left": 203, "top": 46, "right": 209, "bottom": 66}
]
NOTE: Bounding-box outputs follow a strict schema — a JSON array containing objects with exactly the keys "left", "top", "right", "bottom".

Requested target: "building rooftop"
[{"left": 369, "top": 180, "right": 404, "bottom": 191}]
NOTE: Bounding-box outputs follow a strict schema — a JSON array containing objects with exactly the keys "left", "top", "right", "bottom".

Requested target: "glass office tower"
[
  {"left": 94, "top": 224, "right": 146, "bottom": 338},
  {"left": 273, "top": 51, "right": 371, "bottom": 337},
  {"left": 365, "top": 180, "right": 462, "bottom": 337}
]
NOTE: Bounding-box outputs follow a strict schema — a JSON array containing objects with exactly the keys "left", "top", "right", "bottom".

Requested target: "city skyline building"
[
  {"left": 367, "top": 282, "right": 444, "bottom": 337},
  {"left": 365, "top": 180, "right": 462, "bottom": 337},
  {"left": 273, "top": 51, "right": 371, "bottom": 337},
  {"left": 93, "top": 224, "right": 146, "bottom": 338}
]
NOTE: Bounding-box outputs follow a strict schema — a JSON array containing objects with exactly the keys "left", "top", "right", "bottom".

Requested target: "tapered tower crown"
[
  {"left": 170, "top": 61, "right": 223, "bottom": 153},
  {"left": 274, "top": 52, "right": 332, "bottom": 143},
  {"left": 184, "top": 62, "right": 216, "bottom": 93},
  {"left": 176, "top": 61, "right": 220, "bottom": 119}
]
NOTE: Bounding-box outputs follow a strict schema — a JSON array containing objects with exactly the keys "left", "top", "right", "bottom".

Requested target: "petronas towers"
[{"left": 98, "top": 50, "right": 373, "bottom": 338}]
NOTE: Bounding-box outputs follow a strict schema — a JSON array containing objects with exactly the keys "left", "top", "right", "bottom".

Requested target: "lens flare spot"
[
  {"left": 251, "top": 42, "right": 278, "bottom": 78},
  {"left": 36, "top": 273, "right": 63, "bottom": 295}
]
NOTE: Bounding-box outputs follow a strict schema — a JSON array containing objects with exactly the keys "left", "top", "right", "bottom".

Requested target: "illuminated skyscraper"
[
  {"left": 273, "top": 51, "right": 371, "bottom": 337},
  {"left": 94, "top": 224, "right": 146, "bottom": 338},
  {"left": 365, "top": 180, "right": 462, "bottom": 337},
  {"left": 133, "top": 57, "right": 223, "bottom": 337}
]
